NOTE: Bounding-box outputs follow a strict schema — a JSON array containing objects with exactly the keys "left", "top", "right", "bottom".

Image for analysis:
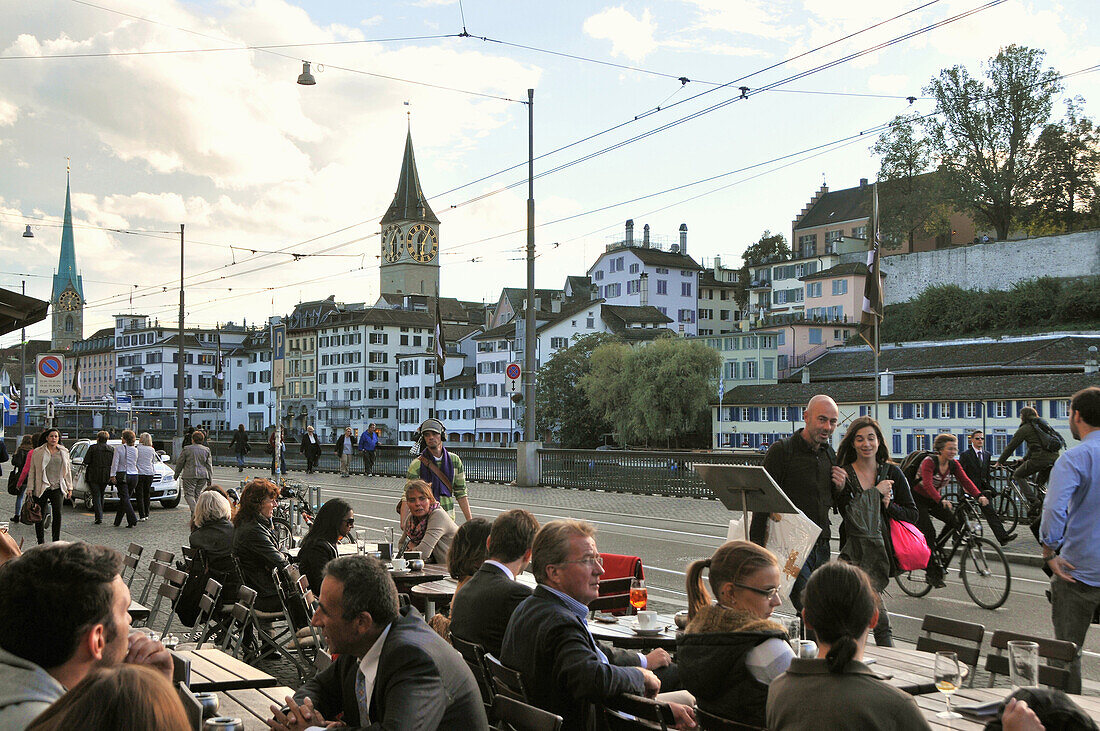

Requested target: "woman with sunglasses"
[
  {"left": 677, "top": 540, "right": 794, "bottom": 728},
  {"left": 296, "top": 498, "right": 355, "bottom": 592}
]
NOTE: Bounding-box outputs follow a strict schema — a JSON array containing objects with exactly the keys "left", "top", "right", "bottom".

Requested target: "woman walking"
[
  {"left": 26, "top": 428, "right": 74, "bottom": 544},
  {"left": 109, "top": 429, "right": 140, "bottom": 528},
  {"left": 135, "top": 433, "right": 157, "bottom": 521},
  {"left": 8, "top": 434, "right": 34, "bottom": 524},
  {"left": 228, "top": 424, "right": 250, "bottom": 473}
]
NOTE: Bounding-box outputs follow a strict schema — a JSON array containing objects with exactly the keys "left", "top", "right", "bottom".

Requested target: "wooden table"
[
  {"left": 913, "top": 687, "right": 1100, "bottom": 729},
  {"left": 411, "top": 578, "right": 459, "bottom": 620},
  {"left": 215, "top": 685, "right": 297, "bottom": 730},
  {"left": 286, "top": 543, "right": 359, "bottom": 560},
  {"left": 587, "top": 613, "right": 679, "bottom": 651},
  {"left": 864, "top": 646, "right": 971, "bottom": 696},
  {"left": 128, "top": 600, "right": 150, "bottom": 623},
  {"left": 389, "top": 563, "right": 451, "bottom": 592},
  {"left": 175, "top": 647, "right": 278, "bottom": 692}
]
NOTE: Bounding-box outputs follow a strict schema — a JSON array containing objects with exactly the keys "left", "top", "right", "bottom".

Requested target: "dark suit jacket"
[
  {"left": 84, "top": 443, "right": 115, "bottom": 485},
  {"left": 294, "top": 606, "right": 487, "bottom": 730},
  {"left": 300, "top": 433, "right": 322, "bottom": 459},
  {"left": 960, "top": 447, "right": 993, "bottom": 492},
  {"left": 500, "top": 585, "right": 646, "bottom": 731},
  {"left": 449, "top": 563, "right": 532, "bottom": 657}
]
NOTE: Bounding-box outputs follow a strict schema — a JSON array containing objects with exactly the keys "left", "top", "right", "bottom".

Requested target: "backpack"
[
  {"left": 1033, "top": 419, "right": 1066, "bottom": 453},
  {"left": 899, "top": 450, "right": 936, "bottom": 493}
]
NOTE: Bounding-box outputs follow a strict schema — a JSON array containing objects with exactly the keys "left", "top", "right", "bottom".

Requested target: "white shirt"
[
  {"left": 483, "top": 559, "right": 514, "bottom": 581},
  {"left": 110, "top": 444, "right": 138, "bottom": 475},
  {"left": 135, "top": 445, "right": 157, "bottom": 475}
]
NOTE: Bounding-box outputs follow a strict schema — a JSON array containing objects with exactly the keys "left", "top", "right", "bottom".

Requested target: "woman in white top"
[
  {"left": 135, "top": 433, "right": 158, "bottom": 521},
  {"left": 109, "top": 429, "right": 140, "bottom": 528},
  {"left": 27, "top": 427, "right": 73, "bottom": 544}
]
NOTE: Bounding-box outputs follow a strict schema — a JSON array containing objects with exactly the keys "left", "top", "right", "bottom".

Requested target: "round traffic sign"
[
  {"left": 38, "top": 355, "right": 62, "bottom": 378},
  {"left": 506, "top": 363, "right": 521, "bottom": 380}
]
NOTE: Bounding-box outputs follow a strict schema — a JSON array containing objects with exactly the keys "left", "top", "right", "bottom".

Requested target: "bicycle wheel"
[
  {"left": 960, "top": 536, "right": 1011, "bottom": 610},
  {"left": 994, "top": 489, "right": 1021, "bottom": 533},
  {"left": 895, "top": 568, "right": 934, "bottom": 597},
  {"left": 271, "top": 517, "right": 294, "bottom": 550}
]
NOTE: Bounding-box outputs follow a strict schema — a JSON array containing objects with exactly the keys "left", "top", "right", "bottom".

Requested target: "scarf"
[
  {"left": 418, "top": 449, "right": 454, "bottom": 500},
  {"left": 406, "top": 501, "right": 439, "bottom": 546}
]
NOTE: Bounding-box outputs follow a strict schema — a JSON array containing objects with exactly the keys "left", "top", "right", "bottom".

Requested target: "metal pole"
[
  {"left": 176, "top": 224, "right": 185, "bottom": 440},
  {"left": 18, "top": 280, "right": 25, "bottom": 439},
  {"left": 523, "top": 88, "right": 536, "bottom": 442}
]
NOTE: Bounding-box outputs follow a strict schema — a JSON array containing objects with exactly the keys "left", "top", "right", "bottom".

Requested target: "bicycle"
[
  {"left": 991, "top": 460, "right": 1049, "bottom": 532},
  {"left": 895, "top": 494, "right": 1012, "bottom": 610}
]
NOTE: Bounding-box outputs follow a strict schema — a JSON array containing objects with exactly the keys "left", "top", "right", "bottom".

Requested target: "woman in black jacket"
[
  {"left": 8, "top": 434, "right": 34, "bottom": 524},
  {"left": 296, "top": 498, "right": 354, "bottom": 592},
  {"left": 228, "top": 425, "right": 250, "bottom": 473},
  {"left": 834, "top": 416, "right": 919, "bottom": 647},
  {"left": 232, "top": 479, "right": 288, "bottom": 612},
  {"left": 190, "top": 489, "right": 240, "bottom": 604},
  {"left": 83, "top": 431, "right": 115, "bottom": 525}
]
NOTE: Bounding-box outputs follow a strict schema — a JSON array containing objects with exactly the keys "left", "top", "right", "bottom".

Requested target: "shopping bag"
[{"left": 764, "top": 509, "right": 821, "bottom": 605}]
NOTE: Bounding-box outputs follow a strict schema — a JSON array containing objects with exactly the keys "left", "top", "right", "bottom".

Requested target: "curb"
[{"left": 1004, "top": 551, "right": 1045, "bottom": 569}]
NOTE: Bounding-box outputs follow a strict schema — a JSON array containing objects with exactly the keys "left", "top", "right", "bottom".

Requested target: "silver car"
[{"left": 69, "top": 439, "right": 181, "bottom": 510}]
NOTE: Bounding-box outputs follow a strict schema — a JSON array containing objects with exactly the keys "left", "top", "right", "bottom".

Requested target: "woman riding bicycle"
[{"left": 914, "top": 434, "right": 1014, "bottom": 588}]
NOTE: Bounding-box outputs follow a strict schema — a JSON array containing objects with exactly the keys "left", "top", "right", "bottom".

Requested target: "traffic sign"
[
  {"left": 116, "top": 394, "right": 132, "bottom": 412},
  {"left": 37, "top": 354, "right": 64, "bottom": 397},
  {"left": 506, "top": 362, "right": 521, "bottom": 392},
  {"left": 272, "top": 323, "right": 286, "bottom": 389}
]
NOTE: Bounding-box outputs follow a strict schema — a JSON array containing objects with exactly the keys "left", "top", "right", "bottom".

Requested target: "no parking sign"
[
  {"left": 506, "top": 362, "right": 521, "bottom": 392},
  {"left": 37, "top": 354, "right": 64, "bottom": 397}
]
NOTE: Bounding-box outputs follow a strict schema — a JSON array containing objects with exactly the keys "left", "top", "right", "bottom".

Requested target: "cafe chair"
[
  {"left": 984, "top": 630, "right": 1077, "bottom": 691},
  {"left": 191, "top": 579, "right": 226, "bottom": 648},
  {"left": 221, "top": 585, "right": 259, "bottom": 658},
  {"left": 695, "top": 707, "right": 767, "bottom": 731},
  {"left": 451, "top": 634, "right": 496, "bottom": 708},
  {"left": 598, "top": 555, "right": 644, "bottom": 617},
  {"left": 137, "top": 560, "right": 170, "bottom": 607},
  {"left": 123, "top": 543, "right": 144, "bottom": 588},
  {"left": 148, "top": 565, "right": 189, "bottom": 640},
  {"left": 603, "top": 694, "right": 676, "bottom": 731},
  {"left": 153, "top": 548, "right": 176, "bottom": 566},
  {"left": 491, "top": 694, "right": 563, "bottom": 731},
  {"left": 589, "top": 577, "right": 633, "bottom": 617},
  {"left": 483, "top": 653, "right": 531, "bottom": 704},
  {"left": 915, "top": 614, "right": 985, "bottom": 688}
]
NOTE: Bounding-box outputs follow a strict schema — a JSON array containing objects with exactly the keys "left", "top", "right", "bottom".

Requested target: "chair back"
[
  {"left": 193, "top": 579, "right": 224, "bottom": 648},
  {"left": 452, "top": 634, "right": 495, "bottom": 706},
  {"left": 695, "top": 708, "right": 767, "bottom": 731},
  {"left": 123, "top": 543, "right": 144, "bottom": 587},
  {"left": 491, "top": 694, "right": 563, "bottom": 731},
  {"left": 597, "top": 556, "right": 642, "bottom": 617},
  {"left": 151, "top": 566, "right": 189, "bottom": 639},
  {"left": 137, "top": 560, "right": 169, "bottom": 606},
  {"left": 603, "top": 694, "right": 674, "bottom": 731},
  {"left": 985, "top": 630, "right": 1077, "bottom": 691},
  {"left": 153, "top": 548, "right": 176, "bottom": 565},
  {"left": 484, "top": 653, "right": 530, "bottom": 703},
  {"left": 915, "top": 614, "right": 985, "bottom": 686}
]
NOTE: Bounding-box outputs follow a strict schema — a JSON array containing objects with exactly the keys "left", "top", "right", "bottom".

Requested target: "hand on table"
[
  {"left": 267, "top": 696, "right": 344, "bottom": 730},
  {"left": 670, "top": 702, "right": 697, "bottom": 729},
  {"left": 1001, "top": 698, "right": 1045, "bottom": 731},
  {"left": 644, "top": 648, "right": 672, "bottom": 670},
  {"left": 125, "top": 631, "right": 174, "bottom": 681},
  {"left": 640, "top": 668, "right": 661, "bottom": 698}
]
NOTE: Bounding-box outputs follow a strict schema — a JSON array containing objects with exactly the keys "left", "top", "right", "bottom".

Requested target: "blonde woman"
[
  {"left": 135, "top": 433, "right": 158, "bottom": 521},
  {"left": 26, "top": 428, "right": 73, "bottom": 544}
]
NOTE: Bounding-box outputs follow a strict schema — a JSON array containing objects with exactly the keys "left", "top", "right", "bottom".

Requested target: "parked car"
[{"left": 69, "top": 439, "right": 181, "bottom": 510}]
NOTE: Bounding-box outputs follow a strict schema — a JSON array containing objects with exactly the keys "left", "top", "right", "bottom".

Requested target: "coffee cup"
[
  {"left": 391, "top": 557, "right": 408, "bottom": 571},
  {"left": 637, "top": 611, "right": 659, "bottom": 631}
]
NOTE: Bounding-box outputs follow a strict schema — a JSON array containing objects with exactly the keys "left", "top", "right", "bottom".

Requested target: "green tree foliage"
[
  {"left": 1025, "top": 98, "right": 1100, "bottom": 234},
  {"left": 879, "top": 276, "right": 1100, "bottom": 342},
  {"left": 923, "top": 45, "right": 1062, "bottom": 240},
  {"left": 534, "top": 332, "right": 617, "bottom": 448},
  {"left": 733, "top": 230, "right": 790, "bottom": 309},
  {"left": 580, "top": 337, "right": 720, "bottom": 448}
]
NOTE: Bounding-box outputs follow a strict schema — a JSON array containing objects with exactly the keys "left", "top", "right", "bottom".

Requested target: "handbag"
[
  {"left": 7, "top": 469, "right": 20, "bottom": 497},
  {"left": 20, "top": 488, "right": 43, "bottom": 524},
  {"left": 889, "top": 517, "right": 931, "bottom": 571}
]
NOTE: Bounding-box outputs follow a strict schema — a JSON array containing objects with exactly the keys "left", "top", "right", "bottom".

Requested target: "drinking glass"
[
  {"left": 630, "top": 578, "right": 647, "bottom": 611},
  {"left": 783, "top": 616, "right": 802, "bottom": 656},
  {"left": 356, "top": 530, "right": 368, "bottom": 555},
  {"left": 934, "top": 651, "right": 962, "bottom": 719},
  {"left": 1007, "top": 641, "right": 1039, "bottom": 688}
]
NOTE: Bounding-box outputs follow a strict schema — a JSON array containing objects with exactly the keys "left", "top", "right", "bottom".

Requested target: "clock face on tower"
[
  {"left": 382, "top": 225, "right": 402, "bottom": 263},
  {"left": 58, "top": 290, "right": 81, "bottom": 311},
  {"left": 405, "top": 223, "right": 439, "bottom": 263}
]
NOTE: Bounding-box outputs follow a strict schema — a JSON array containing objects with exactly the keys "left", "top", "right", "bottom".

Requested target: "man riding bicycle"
[{"left": 994, "top": 406, "right": 1062, "bottom": 509}]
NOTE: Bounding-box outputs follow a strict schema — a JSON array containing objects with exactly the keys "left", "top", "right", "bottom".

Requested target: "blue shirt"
[{"left": 1041, "top": 430, "right": 1100, "bottom": 586}]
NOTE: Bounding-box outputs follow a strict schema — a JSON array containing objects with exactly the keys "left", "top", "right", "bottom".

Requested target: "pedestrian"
[
  {"left": 1040, "top": 386, "right": 1100, "bottom": 694},
  {"left": 749, "top": 394, "right": 844, "bottom": 611},
  {"left": 334, "top": 427, "right": 354, "bottom": 478},
  {"left": 83, "top": 431, "right": 114, "bottom": 525},
  {"left": 228, "top": 424, "right": 250, "bottom": 473},
  {"left": 300, "top": 425, "right": 321, "bottom": 474},
  {"left": 358, "top": 422, "right": 378, "bottom": 475},
  {"left": 995, "top": 406, "right": 1063, "bottom": 509},
  {"left": 109, "top": 429, "right": 140, "bottom": 529},
  {"left": 27, "top": 427, "right": 74, "bottom": 543},
  {"left": 959, "top": 430, "right": 993, "bottom": 494},
  {"left": 8, "top": 434, "right": 35, "bottom": 525},
  {"left": 135, "top": 433, "right": 157, "bottom": 522},
  {"left": 174, "top": 430, "right": 213, "bottom": 516},
  {"left": 405, "top": 418, "right": 472, "bottom": 522}
]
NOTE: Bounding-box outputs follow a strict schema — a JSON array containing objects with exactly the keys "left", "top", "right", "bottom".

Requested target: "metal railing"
[{"left": 538, "top": 449, "right": 765, "bottom": 497}]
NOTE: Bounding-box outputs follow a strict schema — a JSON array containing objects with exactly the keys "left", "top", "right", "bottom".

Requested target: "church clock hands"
[
  {"left": 405, "top": 223, "right": 438, "bottom": 263},
  {"left": 382, "top": 225, "right": 402, "bottom": 262},
  {"left": 58, "top": 290, "right": 81, "bottom": 311}
]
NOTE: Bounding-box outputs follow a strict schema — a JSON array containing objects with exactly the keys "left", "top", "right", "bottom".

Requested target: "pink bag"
[{"left": 888, "top": 517, "right": 931, "bottom": 571}]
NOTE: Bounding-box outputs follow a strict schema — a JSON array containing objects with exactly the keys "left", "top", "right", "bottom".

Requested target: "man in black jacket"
[
  {"left": 84, "top": 431, "right": 115, "bottom": 525},
  {"left": 276, "top": 555, "right": 486, "bottom": 731},
  {"left": 960, "top": 430, "right": 993, "bottom": 493},
  {"left": 300, "top": 426, "right": 321, "bottom": 474},
  {"left": 995, "top": 406, "right": 1061, "bottom": 506}
]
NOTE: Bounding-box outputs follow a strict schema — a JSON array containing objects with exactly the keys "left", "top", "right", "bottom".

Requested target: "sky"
[{"left": 1, "top": 0, "right": 1097, "bottom": 346}]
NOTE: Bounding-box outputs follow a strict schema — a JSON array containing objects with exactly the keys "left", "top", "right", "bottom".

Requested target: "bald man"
[{"left": 750, "top": 395, "right": 845, "bottom": 610}]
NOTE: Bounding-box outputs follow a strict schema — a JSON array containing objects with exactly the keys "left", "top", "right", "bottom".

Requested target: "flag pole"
[{"left": 872, "top": 184, "right": 880, "bottom": 422}]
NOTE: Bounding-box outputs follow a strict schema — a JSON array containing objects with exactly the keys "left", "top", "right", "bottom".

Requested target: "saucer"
[{"left": 632, "top": 627, "right": 665, "bottom": 636}]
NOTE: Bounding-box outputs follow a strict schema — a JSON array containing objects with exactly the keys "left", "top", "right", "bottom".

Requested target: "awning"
[{"left": 0, "top": 287, "right": 50, "bottom": 337}]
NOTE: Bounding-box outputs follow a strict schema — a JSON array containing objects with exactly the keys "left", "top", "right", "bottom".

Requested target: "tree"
[
  {"left": 733, "top": 230, "right": 790, "bottom": 309},
  {"left": 580, "top": 337, "right": 720, "bottom": 448},
  {"left": 1025, "top": 98, "right": 1100, "bottom": 234},
  {"left": 923, "top": 45, "right": 1062, "bottom": 240},
  {"left": 534, "top": 332, "right": 617, "bottom": 448},
  {"left": 871, "top": 114, "right": 953, "bottom": 250}
]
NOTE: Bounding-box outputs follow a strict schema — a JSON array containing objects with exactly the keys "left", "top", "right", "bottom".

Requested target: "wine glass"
[
  {"left": 934, "top": 651, "right": 962, "bottom": 719},
  {"left": 630, "top": 578, "right": 647, "bottom": 611}
]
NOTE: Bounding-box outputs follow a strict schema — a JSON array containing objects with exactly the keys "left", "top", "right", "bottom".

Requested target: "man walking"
[
  {"left": 335, "top": 427, "right": 354, "bottom": 479},
  {"left": 300, "top": 426, "right": 321, "bottom": 475},
  {"left": 174, "top": 430, "right": 213, "bottom": 516},
  {"left": 406, "top": 418, "right": 472, "bottom": 521},
  {"left": 750, "top": 394, "right": 845, "bottom": 611},
  {"left": 358, "top": 423, "right": 378, "bottom": 476},
  {"left": 83, "top": 431, "right": 114, "bottom": 525},
  {"left": 1040, "top": 386, "right": 1100, "bottom": 694}
]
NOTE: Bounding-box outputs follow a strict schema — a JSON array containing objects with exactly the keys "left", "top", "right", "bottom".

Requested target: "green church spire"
[
  {"left": 381, "top": 129, "right": 439, "bottom": 225},
  {"left": 52, "top": 169, "right": 83, "bottom": 301}
]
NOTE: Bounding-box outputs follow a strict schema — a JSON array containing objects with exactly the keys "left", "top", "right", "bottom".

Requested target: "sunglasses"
[{"left": 344, "top": 518, "right": 355, "bottom": 526}]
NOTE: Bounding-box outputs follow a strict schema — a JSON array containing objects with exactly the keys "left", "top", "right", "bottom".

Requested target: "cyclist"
[
  {"left": 994, "top": 406, "right": 1061, "bottom": 510},
  {"left": 914, "top": 434, "right": 1014, "bottom": 588}
]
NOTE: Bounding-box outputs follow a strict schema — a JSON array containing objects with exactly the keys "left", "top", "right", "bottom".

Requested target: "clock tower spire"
[
  {"left": 51, "top": 166, "right": 84, "bottom": 350},
  {"left": 379, "top": 129, "right": 440, "bottom": 297}
]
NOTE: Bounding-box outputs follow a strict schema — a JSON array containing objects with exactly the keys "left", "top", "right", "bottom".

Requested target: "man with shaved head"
[{"left": 750, "top": 394, "right": 845, "bottom": 610}]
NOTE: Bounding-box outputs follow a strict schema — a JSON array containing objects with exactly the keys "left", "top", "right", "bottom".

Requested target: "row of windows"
[
  {"left": 477, "top": 340, "right": 514, "bottom": 353},
  {"left": 804, "top": 306, "right": 845, "bottom": 321},
  {"left": 806, "top": 279, "right": 849, "bottom": 298},
  {"left": 476, "top": 360, "right": 507, "bottom": 374},
  {"left": 698, "top": 309, "right": 739, "bottom": 321},
  {"left": 322, "top": 352, "right": 362, "bottom": 366},
  {"left": 722, "top": 358, "right": 776, "bottom": 381}
]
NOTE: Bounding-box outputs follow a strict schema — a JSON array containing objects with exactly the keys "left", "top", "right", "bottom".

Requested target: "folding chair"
[
  {"left": 603, "top": 694, "right": 676, "bottom": 731},
  {"left": 149, "top": 565, "right": 188, "bottom": 640},
  {"left": 491, "top": 695, "right": 563, "bottom": 731},
  {"left": 915, "top": 614, "right": 985, "bottom": 688},
  {"left": 153, "top": 548, "right": 176, "bottom": 565},
  {"left": 695, "top": 708, "right": 767, "bottom": 731},
  {"left": 137, "top": 560, "right": 169, "bottom": 607},
  {"left": 589, "top": 577, "right": 633, "bottom": 616},
  {"left": 452, "top": 634, "right": 495, "bottom": 708},
  {"left": 221, "top": 585, "right": 258, "bottom": 658},
  {"left": 596, "top": 556, "right": 642, "bottom": 617},
  {"left": 985, "top": 630, "right": 1077, "bottom": 691},
  {"left": 123, "top": 543, "right": 144, "bottom": 588},
  {"left": 192, "top": 579, "right": 225, "bottom": 647},
  {"left": 483, "top": 653, "right": 530, "bottom": 703}
]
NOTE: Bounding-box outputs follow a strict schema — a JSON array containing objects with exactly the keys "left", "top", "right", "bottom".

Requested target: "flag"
[
  {"left": 213, "top": 330, "right": 225, "bottom": 398},
  {"left": 72, "top": 357, "right": 82, "bottom": 401},
  {"left": 433, "top": 298, "right": 446, "bottom": 380},
  {"left": 8, "top": 382, "right": 18, "bottom": 402},
  {"left": 859, "top": 183, "right": 884, "bottom": 352}
]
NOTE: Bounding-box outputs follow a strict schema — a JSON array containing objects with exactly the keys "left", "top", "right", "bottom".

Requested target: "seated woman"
[
  {"left": 296, "top": 498, "right": 354, "bottom": 592},
  {"left": 398, "top": 479, "right": 458, "bottom": 565},
  {"left": 767, "top": 561, "right": 932, "bottom": 731},
  {"left": 677, "top": 540, "right": 793, "bottom": 728},
  {"left": 189, "top": 490, "right": 240, "bottom": 604},
  {"left": 232, "top": 478, "right": 289, "bottom": 613},
  {"left": 428, "top": 517, "right": 491, "bottom": 642}
]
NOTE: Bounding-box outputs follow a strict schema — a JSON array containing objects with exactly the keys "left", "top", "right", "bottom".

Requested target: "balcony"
[
  {"left": 324, "top": 400, "right": 352, "bottom": 409},
  {"left": 748, "top": 279, "right": 772, "bottom": 290}
]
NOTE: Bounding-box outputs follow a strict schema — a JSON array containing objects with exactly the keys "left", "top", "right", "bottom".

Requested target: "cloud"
[
  {"left": 0, "top": 99, "right": 17, "bottom": 126},
  {"left": 679, "top": 0, "right": 790, "bottom": 41},
  {"left": 583, "top": 7, "right": 659, "bottom": 63}
]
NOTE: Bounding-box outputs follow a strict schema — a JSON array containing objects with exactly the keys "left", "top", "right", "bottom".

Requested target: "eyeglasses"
[
  {"left": 734, "top": 583, "right": 781, "bottom": 600},
  {"left": 972, "top": 437, "right": 985, "bottom": 442},
  {"left": 344, "top": 518, "right": 355, "bottom": 526},
  {"left": 555, "top": 555, "right": 604, "bottom": 569}
]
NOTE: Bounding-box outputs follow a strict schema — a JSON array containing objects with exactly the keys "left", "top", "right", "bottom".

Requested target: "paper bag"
[{"left": 765, "top": 510, "right": 821, "bottom": 605}]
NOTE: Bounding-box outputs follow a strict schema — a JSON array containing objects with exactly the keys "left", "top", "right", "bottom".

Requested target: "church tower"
[
  {"left": 51, "top": 170, "right": 84, "bottom": 350},
  {"left": 379, "top": 130, "right": 440, "bottom": 297}
]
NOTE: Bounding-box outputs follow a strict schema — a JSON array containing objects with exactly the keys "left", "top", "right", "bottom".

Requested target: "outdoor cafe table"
[
  {"left": 912, "top": 687, "right": 1100, "bottom": 729},
  {"left": 410, "top": 571, "right": 538, "bottom": 619},
  {"left": 128, "top": 599, "right": 150, "bottom": 623},
  {"left": 587, "top": 613, "right": 679, "bottom": 651},
  {"left": 214, "top": 685, "right": 297, "bottom": 730},
  {"left": 286, "top": 543, "right": 359, "bottom": 560},
  {"left": 389, "top": 563, "right": 451, "bottom": 592},
  {"left": 174, "top": 647, "right": 278, "bottom": 692}
]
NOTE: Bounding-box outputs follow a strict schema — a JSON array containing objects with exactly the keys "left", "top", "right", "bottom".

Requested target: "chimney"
[
  {"left": 679, "top": 223, "right": 688, "bottom": 255},
  {"left": 714, "top": 255, "right": 722, "bottom": 277},
  {"left": 625, "top": 219, "right": 634, "bottom": 246},
  {"left": 860, "top": 178, "right": 868, "bottom": 188},
  {"left": 801, "top": 367, "right": 810, "bottom": 384},
  {"left": 642, "top": 224, "right": 650, "bottom": 248},
  {"left": 639, "top": 273, "right": 649, "bottom": 306},
  {"left": 1086, "top": 346, "right": 1099, "bottom": 375}
]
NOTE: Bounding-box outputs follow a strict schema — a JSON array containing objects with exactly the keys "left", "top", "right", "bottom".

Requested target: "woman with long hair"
[
  {"left": 108, "top": 429, "right": 139, "bottom": 528},
  {"left": 297, "top": 498, "right": 354, "bottom": 592},
  {"left": 232, "top": 478, "right": 288, "bottom": 612},
  {"left": 26, "top": 664, "right": 191, "bottom": 731},
  {"left": 135, "top": 433, "right": 157, "bottom": 522},
  {"left": 26, "top": 428, "right": 73, "bottom": 544},
  {"left": 766, "top": 562, "right": 931, "bottom": 730},
  {"left": 834, "top": 416, "right": 918, "bottom": 647},
  {"left": 8, "top": 434, "right": 35, "bottom": 524},
  {"left": 677, "top": 540, "right": 793, "bottom": 728},
  {"left": 398, "top": 479, "right": 458, "bottom": 564},
  {"left": 429, "top": 517, "right": 491, "bottom": 642}
]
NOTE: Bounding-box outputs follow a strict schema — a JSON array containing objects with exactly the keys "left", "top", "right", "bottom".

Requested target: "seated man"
[
  {"left": 500, "top": 520, "right": 694, "bottom": 731},
  {"left": 0, "top": 542, "right": 172, "bottom": 729},
  {"left": 273, "top": 555, "right": 486, "bottom": 731}
]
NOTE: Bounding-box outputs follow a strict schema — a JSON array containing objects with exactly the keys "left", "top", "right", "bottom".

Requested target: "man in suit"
[
  {"left": 300, "top": 426, "right": 321, "bottom": 475},
  {"left": 273, "top": 555, "right": 486, "bottom": 731},
  {"left": 961, "top": 430, "right": 1016, "bottom": 546},
  {"left": 500, "top": 520, "right": 694, "bottom": 731}
]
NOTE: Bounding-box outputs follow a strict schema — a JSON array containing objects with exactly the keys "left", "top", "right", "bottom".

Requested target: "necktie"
[{"left": 355, "top": 667, "right": 370, "bottom": 724}]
